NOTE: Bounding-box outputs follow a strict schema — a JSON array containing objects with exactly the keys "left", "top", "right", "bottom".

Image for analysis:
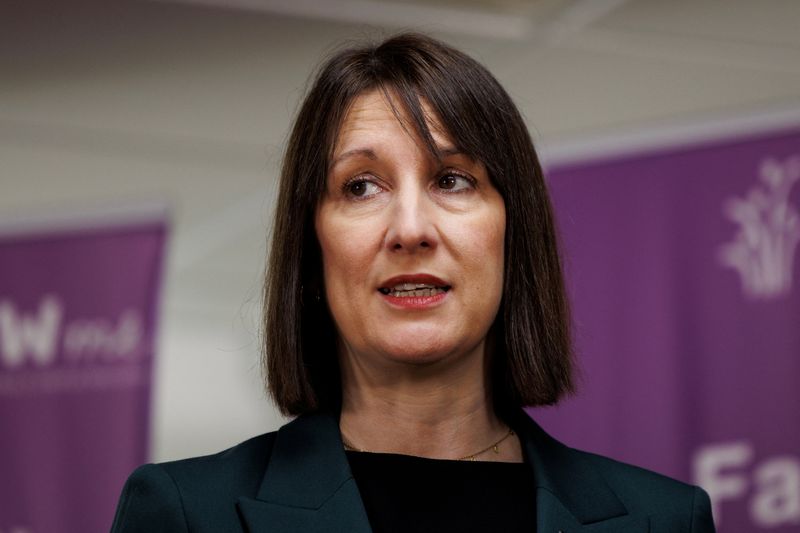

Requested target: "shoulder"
[
  {"left": 517, "top": 413, "right": 714, "bottom": 531},
  {"left": 111, "top": 432, "right": 277, "bottom": 533},
  {"left": 157, "top": 431, "right": 277, "bottom": 496},
  {"left": 572, "top": 447, "right": 715, "bottom": 531}
]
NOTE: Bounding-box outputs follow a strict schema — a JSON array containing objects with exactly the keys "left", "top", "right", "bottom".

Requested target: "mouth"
[{"left": 377, "top": 274, "right": 452, "bottom": 298}]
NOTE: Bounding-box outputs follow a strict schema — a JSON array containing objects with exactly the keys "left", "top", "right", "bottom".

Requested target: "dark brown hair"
[{"left": 264, "top": 32, "right": 574, "bottom": 416}]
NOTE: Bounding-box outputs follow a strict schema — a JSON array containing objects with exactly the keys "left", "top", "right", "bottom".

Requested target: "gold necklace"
[{"left": 341, "top": 428, "right": 515, "bottom": 462}]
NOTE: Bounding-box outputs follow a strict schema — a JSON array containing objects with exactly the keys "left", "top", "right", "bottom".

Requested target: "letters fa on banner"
[{"left": 693, "top": 441, "right": 800, "bottom": 528}]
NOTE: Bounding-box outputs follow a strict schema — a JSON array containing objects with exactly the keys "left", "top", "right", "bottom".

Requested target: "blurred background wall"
[{"left": 3, "top": 0, "right": 799, "bottom": 465}]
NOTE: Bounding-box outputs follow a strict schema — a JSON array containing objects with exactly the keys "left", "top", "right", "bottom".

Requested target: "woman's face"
[{"left": 315, "top": 90, "right": 505, "bottom": 368}]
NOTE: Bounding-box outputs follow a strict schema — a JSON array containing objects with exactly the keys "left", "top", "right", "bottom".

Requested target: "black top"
[{"left": 346, "top": 451, "right": 537, "bottom": 533}]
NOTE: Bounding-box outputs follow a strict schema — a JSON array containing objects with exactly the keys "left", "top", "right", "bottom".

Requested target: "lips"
[{"left": 378, "top": 274, "right": 451, "bottom": 297}]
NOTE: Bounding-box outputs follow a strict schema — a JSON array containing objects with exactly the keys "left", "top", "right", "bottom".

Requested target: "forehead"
[{"left": 333, "top": 89, "right": 451, "bottom": 155}]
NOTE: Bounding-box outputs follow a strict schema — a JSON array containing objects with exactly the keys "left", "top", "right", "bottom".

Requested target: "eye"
[
  {"left": 437, "top": 172, "right": 474, "bottom": 192},
  {"left": 344, "top": 177, "right": 382, "bottom": 199}
]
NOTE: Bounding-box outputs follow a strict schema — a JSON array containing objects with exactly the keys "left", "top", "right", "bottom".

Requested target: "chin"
[
  {"left": 382, "top": 347, "right": 450, "bottom": 366},
  {"left": 376, "top": 329, "right": 465, "bottom": 366}
]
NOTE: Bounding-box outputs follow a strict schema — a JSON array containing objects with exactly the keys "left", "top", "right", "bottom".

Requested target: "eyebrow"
[
  {"left": 330, "top": 148, "right": 378, "bottom": 169},
  {"left": 330, "top": 146, "right": 469, "bottom": 169}
]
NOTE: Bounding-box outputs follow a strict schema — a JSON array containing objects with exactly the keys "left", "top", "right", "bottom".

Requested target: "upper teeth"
[{"left": 392, "top": 283, "right": 436, "bottom": 291}]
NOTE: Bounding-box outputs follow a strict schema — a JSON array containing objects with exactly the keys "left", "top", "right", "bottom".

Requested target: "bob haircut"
[{"left": 265, "top": 32, "right": 574, "bottom": 417}]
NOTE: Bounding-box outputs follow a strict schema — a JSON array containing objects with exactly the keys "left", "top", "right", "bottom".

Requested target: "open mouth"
[{"left": 378, "top": 283, "right": 452, "bottom": 298}]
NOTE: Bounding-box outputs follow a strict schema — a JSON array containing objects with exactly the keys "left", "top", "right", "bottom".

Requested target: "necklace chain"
[{"left": 341, "top": 427, "right": 515, "bottom": 462}]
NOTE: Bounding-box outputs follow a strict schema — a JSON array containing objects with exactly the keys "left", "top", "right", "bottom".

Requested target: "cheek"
[
  {"left": 316, "top": 212, "right": 381, "bottom": 294},
  {"left": 468, "top": 203, "right": 505, "bottom": 261},
  {"left": 477, "top": 223, "right": 506, "bottom": 299},
  {"left": 451, "top": 206, "right": 506, "bottom": 308}
]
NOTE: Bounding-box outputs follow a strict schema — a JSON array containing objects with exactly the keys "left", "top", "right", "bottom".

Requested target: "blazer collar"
[
  {"left": 237, "top": 412, "right": 372, "bottom": 533},
  {"left": 238, "top": 411, "right": 647, "bottom": 533},
  {"left": 510, "top": 410, "right": 648, "bottom": 531}
]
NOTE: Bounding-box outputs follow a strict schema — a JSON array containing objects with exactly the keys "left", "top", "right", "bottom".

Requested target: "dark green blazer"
[{"left": 111, "top": 411, "right": 715, "bottom": 532}]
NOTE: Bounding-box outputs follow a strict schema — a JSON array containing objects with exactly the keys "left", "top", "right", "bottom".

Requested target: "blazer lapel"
[
  {"left": 515, "top": 411, "right": 649, "bottom": 533},
  {"left": 238, "top": 410, "right": 648, "bottom": 533},
  {"left": 535, "top": 490, "right": 649, "bottom": 533},
  {"left": 237, "top": 413, "right": 372, "bottom": 533}
]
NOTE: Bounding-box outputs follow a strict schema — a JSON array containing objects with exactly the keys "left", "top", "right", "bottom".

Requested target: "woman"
[{"left": 112, "top": 33, "right": 715, "bottom": 532}]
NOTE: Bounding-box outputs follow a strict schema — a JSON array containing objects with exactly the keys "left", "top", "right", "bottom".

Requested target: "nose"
[{"left": 384, "top": 187, "right": 437, "bottom": 253}]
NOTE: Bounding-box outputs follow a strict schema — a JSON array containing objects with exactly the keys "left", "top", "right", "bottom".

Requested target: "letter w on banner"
[{"left": 0, "top": 207, "right": 167, "bottom": 533}]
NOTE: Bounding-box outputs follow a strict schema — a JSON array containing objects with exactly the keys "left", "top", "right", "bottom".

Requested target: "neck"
[{"left": 338, "top": 342, "right": 522, "bottom": 462}]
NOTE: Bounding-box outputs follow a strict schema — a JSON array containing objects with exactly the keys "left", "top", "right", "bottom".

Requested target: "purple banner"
[
  {"left": 0, "top": 219, "right": 167, "bottom": 533},
  {"left": 530, "top": 128, "right": 800, "bottom": 531}
]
